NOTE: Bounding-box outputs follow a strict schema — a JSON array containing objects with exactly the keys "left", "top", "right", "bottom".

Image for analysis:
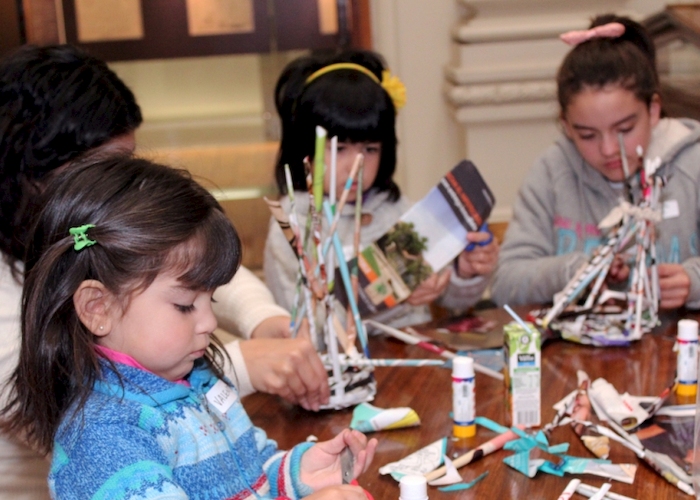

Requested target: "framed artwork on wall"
[{"left": 59, "top": 0, "right": 350, "bottom": 61}]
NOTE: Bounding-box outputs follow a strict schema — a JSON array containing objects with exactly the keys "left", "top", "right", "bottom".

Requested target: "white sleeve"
[
  {"left": 223, "top": 340, "right": 255, "bottom": 397},
  {"left": 212, "top": 266, "right": 289, "bottom": 340}
]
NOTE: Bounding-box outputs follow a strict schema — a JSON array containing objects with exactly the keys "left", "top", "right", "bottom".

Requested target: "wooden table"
[{"left": 242, "top": 307, "right": 694, "bottom": 499}]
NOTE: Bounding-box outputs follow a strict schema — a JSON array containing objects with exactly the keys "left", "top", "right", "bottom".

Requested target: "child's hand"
[
  {"left": 407, "top": 270, "right": 451, "bottom": 306},
  {"left": 456, "top": 232, "right": 500, "bottom": 279},
  {"left": 239, "top": 336, "right": 329, "bottom": 411},
  {"left": 300, "top": 429, "right": 377, "bottom": 491},
  {"left": 658, "top": 263, "right": 691, "bottom": 309}
]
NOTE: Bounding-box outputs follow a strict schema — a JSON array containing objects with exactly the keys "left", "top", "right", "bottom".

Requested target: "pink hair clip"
[{"left": 560, "top": 22, "right": 625, "bottom": 46}]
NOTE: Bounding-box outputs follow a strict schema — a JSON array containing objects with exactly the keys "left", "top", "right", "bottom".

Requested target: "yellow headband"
[{"left": 305, "top": 62, "right": 407, "bottom": 111}]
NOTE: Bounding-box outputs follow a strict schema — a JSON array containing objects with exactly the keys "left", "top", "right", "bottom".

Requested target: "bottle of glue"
[
  {"left": 676, "top": 319, "right": 699, "bottom": 397},
  {"left": 452, "top": 356, "right": 476, "bottom": 438},
  {"left": 398, "top": 474, "right": 428, "bottom": 500}
]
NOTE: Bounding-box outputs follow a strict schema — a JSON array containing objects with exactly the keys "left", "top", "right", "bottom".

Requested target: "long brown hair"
[
  {"left": 0, "top": 154, "right": 240, "bottom": 454},
  {"left": 557, "top": 14, "right": 659, "bottom": 115}
]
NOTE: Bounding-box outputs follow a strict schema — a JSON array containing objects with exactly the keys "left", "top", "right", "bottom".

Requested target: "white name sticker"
[
  {"left": 663, "top": 200, "right": 680, "bottom": 219},
  {"left": 205, "top": 380, "right": 238, "bottom": 414}
]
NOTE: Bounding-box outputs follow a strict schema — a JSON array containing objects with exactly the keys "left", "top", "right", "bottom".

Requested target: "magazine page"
[{"left": 337, "top": 160, "right": 495, "bottom": 315}]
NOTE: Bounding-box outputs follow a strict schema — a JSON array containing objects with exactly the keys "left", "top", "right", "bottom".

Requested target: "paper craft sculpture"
[
  {"left": 537, "top": 144, "right": 664, "bottom": 346},
  {"left": 266, "top": 127, "right": 496, "bottom": 408},
  {"left": 266, "top": 128, "right": 376, "bottom": 410}
]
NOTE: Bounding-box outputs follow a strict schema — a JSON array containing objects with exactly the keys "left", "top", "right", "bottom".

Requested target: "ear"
[
  {"left": 649, "top": 93, "right": 661, "bottom": 128},
  {"left": 73, "top": 280, "right": 118, "bottom": 336}
]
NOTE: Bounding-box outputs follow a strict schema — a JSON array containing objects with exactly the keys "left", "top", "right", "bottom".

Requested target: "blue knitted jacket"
[{"left": 49, "top": 360, "right": 314, "bottom": 499}]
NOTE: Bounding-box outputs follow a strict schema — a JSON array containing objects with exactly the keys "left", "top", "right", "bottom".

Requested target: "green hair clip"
[{"left": 69, "top": 224, "right": 97, "bottom": 251}]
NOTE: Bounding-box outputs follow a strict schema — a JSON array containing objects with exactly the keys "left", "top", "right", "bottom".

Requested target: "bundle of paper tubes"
[
  {"left": 265, "top": 126, "right": 380, "bottom": 409},
  {"left": 536, "top": 136, "right": 663, "bottom": 346}
]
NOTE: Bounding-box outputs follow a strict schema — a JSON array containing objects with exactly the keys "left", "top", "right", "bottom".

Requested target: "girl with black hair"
[
  {"left": 265, "top": 50, "right": 499, "bottom": 328},
  {"left": 493, "top": 14, "right": 700, "bottom": 309}
]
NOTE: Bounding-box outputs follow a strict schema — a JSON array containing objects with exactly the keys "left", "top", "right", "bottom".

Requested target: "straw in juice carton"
[{"left": 504, "top": 321, "right": 541, "bottom": 427}]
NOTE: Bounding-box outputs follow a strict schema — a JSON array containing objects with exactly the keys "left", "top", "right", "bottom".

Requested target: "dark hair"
[
  {"left": 557, "top": 14, "right": 659, "bottom": 115},
  {"left": 274, "top": 49, "right": 400, "bottom": 201},
  {"left": 0, "top": 154, "right": 240, "bottom": 454},
  {"left": 0, "top": 44, "right": 142, "bottom": 278}
]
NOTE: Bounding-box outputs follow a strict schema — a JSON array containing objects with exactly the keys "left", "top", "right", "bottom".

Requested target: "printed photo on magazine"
[
  {"left": 634, "top": 412, "right": 694, "bottom": 475},
  {"left": 337, "top": 160, "right": 495, "bottom": 315}
]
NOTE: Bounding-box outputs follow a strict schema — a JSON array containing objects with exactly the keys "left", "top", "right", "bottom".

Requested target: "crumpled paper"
[{"left": 379, "top": 438, "right": 446, "bottom": 481}]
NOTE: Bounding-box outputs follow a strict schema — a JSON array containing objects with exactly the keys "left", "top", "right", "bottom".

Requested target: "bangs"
[
  {"left": 164, "top": 210, "right": 240, "bottom": 290},
  {"left": 307, "top": 73, "right": 394, "bottom": 143}
]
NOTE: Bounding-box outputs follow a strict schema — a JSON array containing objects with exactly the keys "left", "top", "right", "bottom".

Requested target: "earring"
[{"left": 99, "top": 326, "right": 104, "bottom": 331}]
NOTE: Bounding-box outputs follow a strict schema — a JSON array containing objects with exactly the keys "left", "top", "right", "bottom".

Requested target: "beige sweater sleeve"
[{"left": 212, "top": 266, "right": 290, "bottom": 339}]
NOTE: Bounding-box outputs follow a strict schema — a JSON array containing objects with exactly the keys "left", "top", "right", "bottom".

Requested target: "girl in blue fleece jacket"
[{"left": 0, "top": 154, "right": 376, "bottom": 499}]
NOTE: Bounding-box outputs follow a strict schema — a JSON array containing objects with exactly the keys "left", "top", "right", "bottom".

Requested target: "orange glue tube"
[{"left": 452, "top": 356, "right": 476, "bottom": 438}]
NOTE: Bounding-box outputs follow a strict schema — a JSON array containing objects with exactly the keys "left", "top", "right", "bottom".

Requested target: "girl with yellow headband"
[{"left": 264, "top": 50, "right": 499, "bottom": 329}]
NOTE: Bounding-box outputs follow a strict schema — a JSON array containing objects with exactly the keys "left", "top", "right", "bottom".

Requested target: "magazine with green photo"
[{"left": 337, "top": 159, "right": 495, "bottom": 315}]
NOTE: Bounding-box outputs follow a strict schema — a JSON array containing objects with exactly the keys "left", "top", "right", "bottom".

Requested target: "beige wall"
[
  {"left": 369, "top": 0, "right": 466, "bottom": 202},
  {"left": 111, "top": 54, "right": 264, "bottom": 122}
]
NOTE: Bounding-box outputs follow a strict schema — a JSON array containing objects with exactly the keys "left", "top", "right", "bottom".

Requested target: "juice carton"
[{"left": 504, "top": 321, "right": 541, "bottom": 427}]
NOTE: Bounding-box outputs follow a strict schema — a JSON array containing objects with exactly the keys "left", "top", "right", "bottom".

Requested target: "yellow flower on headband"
[{"left": 381, "top": 70, "right": 407, "bottom": 111}]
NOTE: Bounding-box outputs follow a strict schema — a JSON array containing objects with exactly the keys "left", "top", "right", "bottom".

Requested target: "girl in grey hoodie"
[{"left": 493, "top": 14, "right": 700, "bottom": 310}]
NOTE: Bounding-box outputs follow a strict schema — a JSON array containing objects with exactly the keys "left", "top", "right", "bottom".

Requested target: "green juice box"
[{"left": 504, "top": 321, "right": 541, "bottom": 428}]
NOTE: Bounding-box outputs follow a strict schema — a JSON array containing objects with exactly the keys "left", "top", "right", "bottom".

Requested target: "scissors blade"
[{"left": 340, "top": 447, "right": 354, "bottom": 484}]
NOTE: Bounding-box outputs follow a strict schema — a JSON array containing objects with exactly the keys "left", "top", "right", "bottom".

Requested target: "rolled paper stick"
[
  {"left": 542, "top": 231, "right": 621, "bottom": 327},
  {"left": 326, "top": 136, "right": 337, "bottom": 292},
  {"left": 424, "top": 428, "right": 520, "bottom": 481},
  {"left": 325, "top": 153, "right": 364, "bottom": 241},
  {"left": 323, "top": 202, "right": 369, "bottom": 356},
  {"left": 313, "top": 126, "right": 326, "bottom": 210},
  {"left": 557, "top": 479, "right": 581, "bottom": 500},
  {"left": 340, "top": 358, "right": 446, "bottom": 367},
  {"left": 504, "top": 304, "right": 534, "bottom": 332},
  {"left": 364, "top": 320, "right": 504, "bottom": 381},
  {"left": 325, "top": 311, "right": 344, "bottom": 392},
  {"left": 346, "top": 164, "right": 363, "bottom": 351},
  {"left": 617, "top": 132, "right": 636, "bottom": 207},
  {"left": 333, "top": 313, "right": 356, "bottom": 355},
  {"left": 575, "top": 483, "right": 636, "bottom": 500},
  {"left": 638, "top": 450, "right": 694, "bottom": 495},
  {"left": 265, "top": 197, "right": 325, "bottom": 299},
  {"left": 329, "top": 135, "right": 338, "bottom": 209},
  {"left": 589, "top": 483, "right": 612, "bottom": 500},
  {"left": 267, "top": 188, "right": 321, "bottom": 345}
]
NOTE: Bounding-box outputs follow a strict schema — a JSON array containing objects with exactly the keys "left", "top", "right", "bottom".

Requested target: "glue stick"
[
  {"left": 398, "top": 474, "right": 428, "bottom": 500},
  {"left": 452, "top": 356, "right": 476, "bottom": 438},
  {"left": 676, "top": 319, "right": 699, "bottom": 397}
]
